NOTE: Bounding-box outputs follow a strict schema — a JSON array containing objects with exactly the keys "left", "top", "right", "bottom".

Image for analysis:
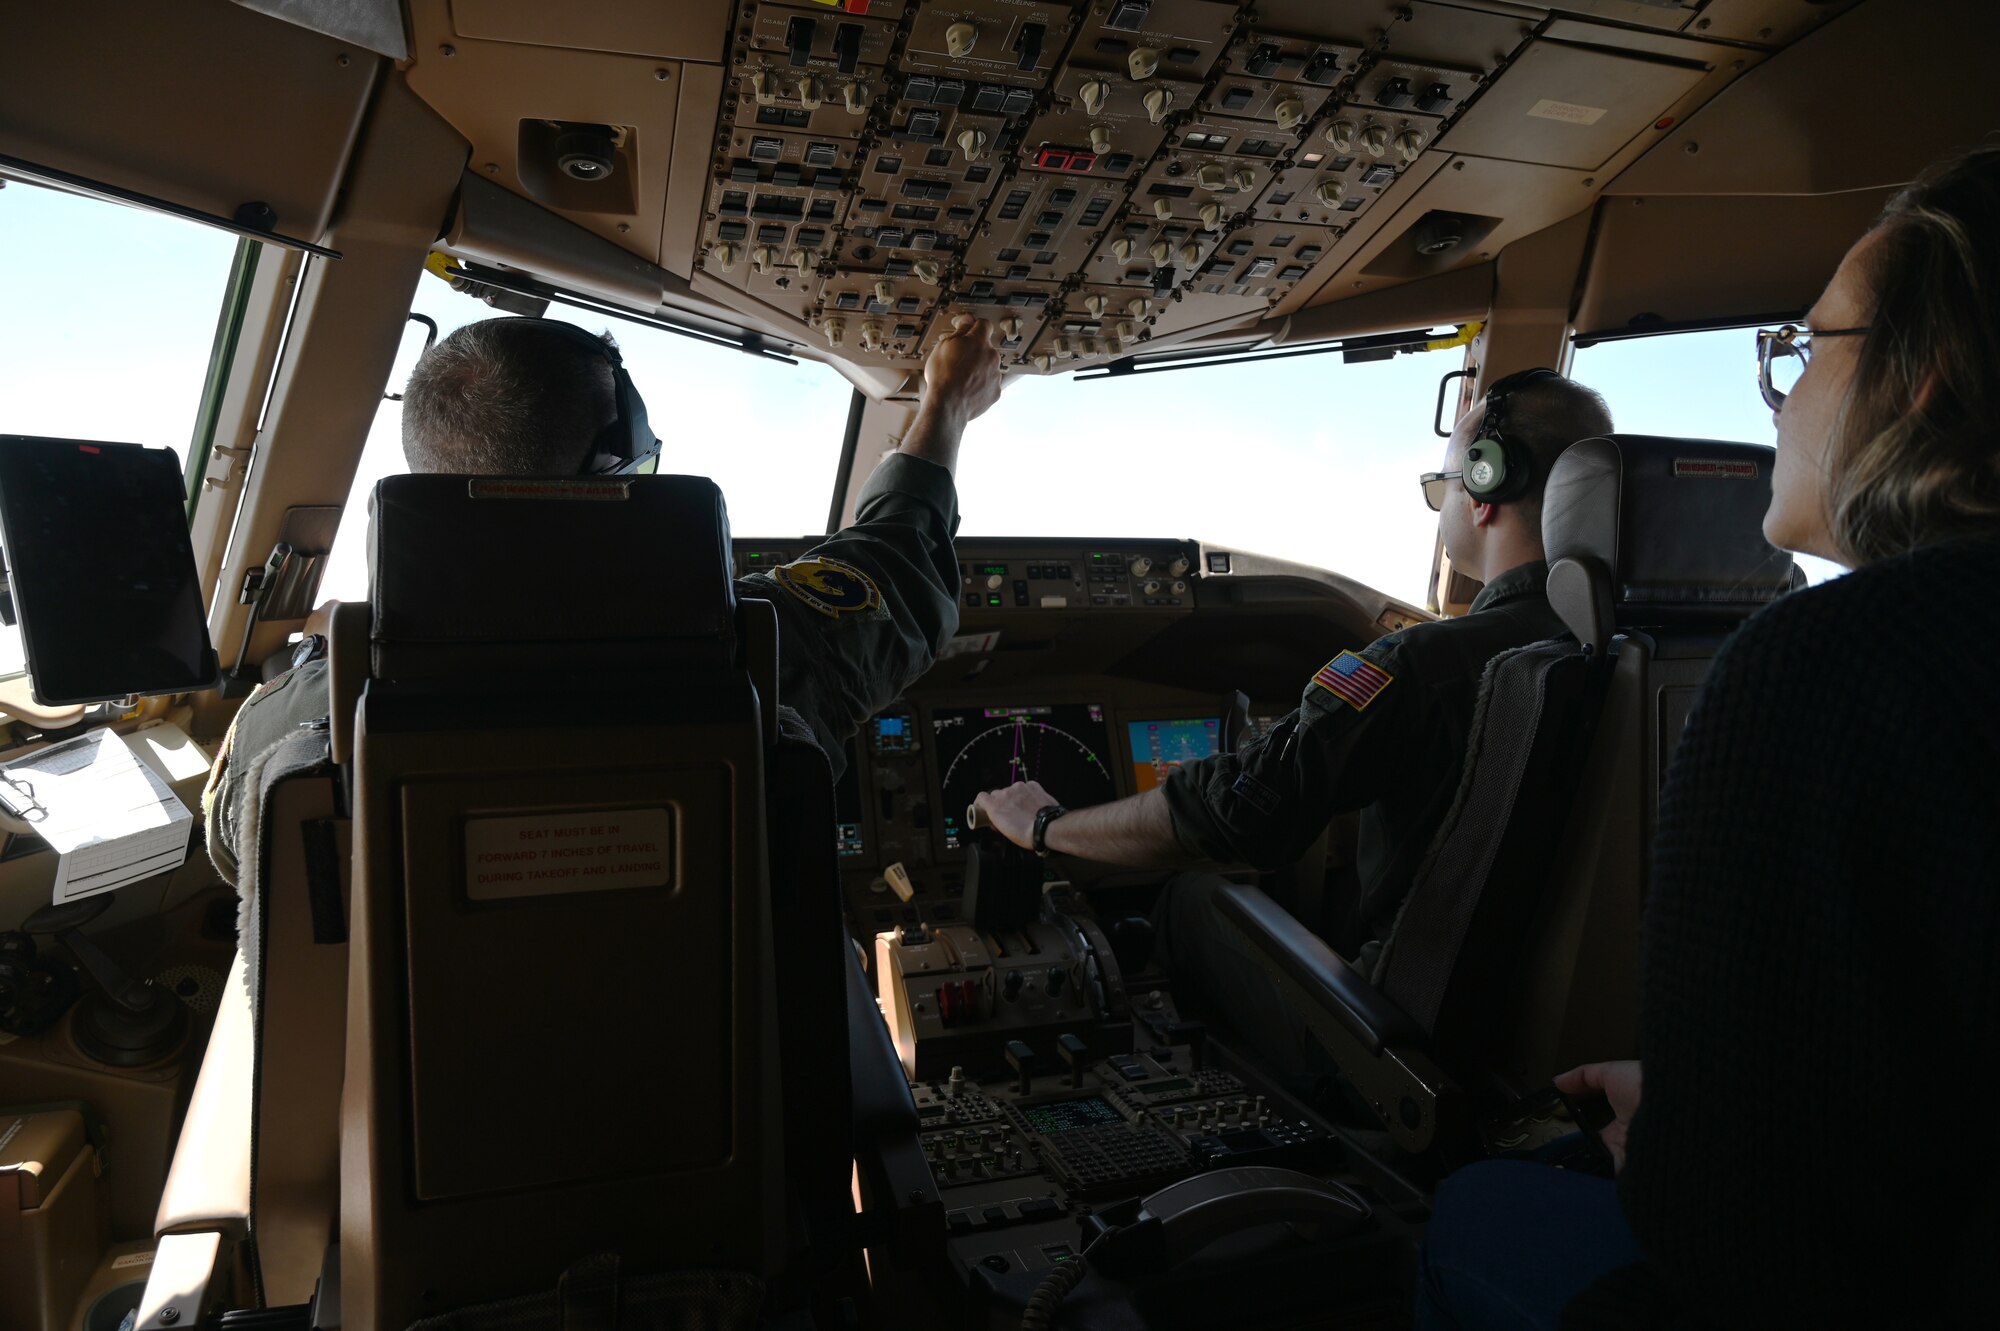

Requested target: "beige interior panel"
[
  {"left": 1674, "top": 0, "right": 1864, "bottom": 45},
  {"left": 1613, "top": 0, "right": 1984, "bottom": 196},
  {"left": 0, "top": 0, "right": 377, "bottom": 245},
  {"left": 1572, "top": 187, "right": 1897, "bottom": 338},
  {"left": 448, "top": 0, "right": 733, "bottom": 62},
  {"left": 404, "top": 25, "right": 683, "bottom": 263},
  {"left": 1442, "top": 40, "right": 1710, "bottom": 171},
  {"left": 660, "top": 61, "right": 728, "bottom": 278}
]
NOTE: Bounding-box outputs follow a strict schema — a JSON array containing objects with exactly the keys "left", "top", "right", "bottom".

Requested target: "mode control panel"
[{"left": 957, "top": 542, "right": 1198, "bottom": 610}]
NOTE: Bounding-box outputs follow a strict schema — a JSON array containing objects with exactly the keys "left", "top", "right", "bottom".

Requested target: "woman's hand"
[{"left": 1554, "top": 1060, "right": 1643, "bottom": 1172}]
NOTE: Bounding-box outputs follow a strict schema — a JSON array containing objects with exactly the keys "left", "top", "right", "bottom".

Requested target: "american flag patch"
[{"left": 1310, "top": 651, "right": 1394, "bottom": 711}]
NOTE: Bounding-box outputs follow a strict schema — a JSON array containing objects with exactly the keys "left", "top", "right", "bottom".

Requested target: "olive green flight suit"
[
  {"left": 1154, "top": 559, "right": 1569, "bottom": 1087},
  {"left": 204, "top": 453, "right": 960, "bottom": 885}
]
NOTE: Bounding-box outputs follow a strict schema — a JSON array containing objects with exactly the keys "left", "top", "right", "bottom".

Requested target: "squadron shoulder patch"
[
  {"left": 1309, "top": 651, "right": 1394, "bottom": 711},
  {"left": 773, "top": 555, "right": 884, "bottom": 618}
]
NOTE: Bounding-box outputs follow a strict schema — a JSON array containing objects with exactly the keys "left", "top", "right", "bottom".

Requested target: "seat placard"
[{"left": 463, "top": 808, "right": 674, "bottom": 900}]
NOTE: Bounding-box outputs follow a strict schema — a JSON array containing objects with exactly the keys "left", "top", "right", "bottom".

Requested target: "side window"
[
  {"left": 1569, "top": 328, "right": 1840, "bottom": 583},
  {"left": 0, "top": 182, "right": 244, "bottom": 680}
]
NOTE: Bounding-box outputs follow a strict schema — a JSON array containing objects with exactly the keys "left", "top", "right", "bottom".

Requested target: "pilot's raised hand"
[
  {"left": 971, "top": 778, "right": 1059, "bottom": 851},
  {"left": 922, "top": 314, "right": 1003, "bottom": 422}
]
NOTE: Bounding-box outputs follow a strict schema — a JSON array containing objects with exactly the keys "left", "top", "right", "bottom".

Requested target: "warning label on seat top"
[{"left": 463, "top": 808, "right": 674, "bottom": 900}]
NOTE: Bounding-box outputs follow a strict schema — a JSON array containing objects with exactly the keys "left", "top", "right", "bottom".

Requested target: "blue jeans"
[{"left": 1415, "top": 1159, "right": 1642, "bottom": 1331}]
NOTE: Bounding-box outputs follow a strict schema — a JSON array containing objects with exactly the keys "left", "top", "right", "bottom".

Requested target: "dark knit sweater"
[{"left": 1569, "top": 535, "right": 2000, "bottom": 1329}]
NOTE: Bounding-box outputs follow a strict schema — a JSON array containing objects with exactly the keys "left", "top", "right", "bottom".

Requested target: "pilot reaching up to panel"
[
  {"left": 203, "top": 312, "right": 1001, "bottom": 884},
  {"left": 974, "top": 370, "right": 1612, "bottom": 1087}
]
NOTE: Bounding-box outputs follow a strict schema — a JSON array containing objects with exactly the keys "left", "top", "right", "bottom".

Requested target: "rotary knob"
[
  {"left": 791, "top": 247, "right": 819, "bottom": 273},
  {"left": 957, "top": 127, "right": 990, "bottom": 162},
  {"left": 913, "top": 258, "right": 942, "bottom": 285},
  {"left": 1143, "top": 579, "right": 1162, "bottom": 595},
  {"left": 1196, "top": 163, "right": 1228, "bottom": 192},
  {"left": 1231, "top": 166, "right": 1258, "bottom": 192},
  {"left": 1171, "top": 579, "right": 1188, "bottom": 594},
  {"left": 1128, "top": 46, "right": 1160, "bottom": 80},
  {"left": 750, "top": 245, "right": 774, "bottom": 274},
  {"left": 1167, "top": 556, "right": 1190, "bottom": 576},
  {"left": 1360, "top": 124, "right": 1390, "bottom": 157},
  {"left": 985, "top": 573, "right": 1004, "bottom": 590},
  {"left": 1153, "top": 197, "right": 1176, "bottom": 221},
  {"left": 874, "top": 278, "right": 895, "bottom": 305},
  {"left": 998, "top": 317, "right": 1023, "bottom": 341},
  {"left": 797, "top": 75, "right": 824, "bottom": 110},
  {"left": 1324, "top": 119, "right": 1357, "bottom": 152},
  {"left": 1395, "top": 128, "right": 1428, "bottom": 163},
  {"left": 711, "top": 242, "right": 739, "bottom": 273},
  {"left": 1177, "top": 239, "right": 1201, "bottom": 266},
  {"left": 843, "top": 80, "right": 872, "bottom": 115},
  {"left": 1083, "top": 293, "right": 1108, "bottom": 318},
  {"left": 1078, "top": 78, "right": 1111, "bottom": 115},
  {"left": 750, "top": 69, "right": 779, "bottom": 105},
  {"left": 1314, "top": 179, "right": 1347, "bottom": 208},
  {"left": 1142, "top": 86, "right": 1174, "bottom": 125},
  {"left": 1032, "top": 353, "right": 1053, "bottom": 372},
  {"left": 1199, "top": 201, "right": 1224, "bottom": 231},
  {"left": 1274, "top": 96, "right": 1306, "bottom": 131},
  {"left": 821, "top": 315, "right": 845, "bottom": 347},
  {"left": 1126, "top": 297, "right": 1150, "bottom": 318},
  {"left": 858, "top": 320, "right": 884, "bottom": 352},
  {"left": 1149, "top": 238, "right": 1172, "bottom": 264},
  {"left": 1129, "top": 555, "right": 1153, "bottom": 576},
  {"left": 1110, "top": 237, "right": 1135, "bottom": 262},
  {"left": 1090, "top": 124, "right": 1113, "bottom": 155},
  {"left": 945, "top": 21, "right": 979, "bottom": 57}
]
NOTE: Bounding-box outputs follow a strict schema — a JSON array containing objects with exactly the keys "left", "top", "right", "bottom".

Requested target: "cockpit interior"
[{"left": 0, "top": 2, "right": 1989, "bottom": 1328}]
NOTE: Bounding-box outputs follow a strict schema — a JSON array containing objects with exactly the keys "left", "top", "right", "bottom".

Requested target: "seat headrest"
[
  {"left": 1542, "top": 435, "right": 1796, "bottom": 650},
  {"left": 369, "top": 474, "right": 736, "bottom": 681}
]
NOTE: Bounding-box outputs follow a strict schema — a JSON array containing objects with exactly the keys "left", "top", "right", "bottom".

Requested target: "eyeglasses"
[
  {"left": 1755, "top": 323, "right": 1870, "bottom": 411},
  {"left": 1418, "top": 470, "right": 1460, "bottom": 512}
]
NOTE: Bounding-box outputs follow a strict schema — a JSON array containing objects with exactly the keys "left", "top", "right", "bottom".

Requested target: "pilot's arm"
[
  {"left": 975, "top": 639, "right": 1416, "bottom": 869},
  {"left": 741, "top": 317, "right": 1001, "bottom": 775}
]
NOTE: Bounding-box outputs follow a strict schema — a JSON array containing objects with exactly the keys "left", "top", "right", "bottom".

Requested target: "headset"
[
  {"left": 512, "top": 317, "right": 663, "bottom": 476},
  {"left": 1461, "top": 366, "right": 1564, "bottom": 504}
]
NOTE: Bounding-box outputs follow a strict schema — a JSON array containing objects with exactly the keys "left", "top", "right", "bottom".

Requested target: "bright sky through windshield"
[{"left": 1, "top": 178, "right": 1836, "bottom": 684}]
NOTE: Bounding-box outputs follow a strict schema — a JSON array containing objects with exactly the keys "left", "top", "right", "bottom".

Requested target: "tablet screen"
[{"left": 0, "top": 436, "right": 218, "bottom": 705}]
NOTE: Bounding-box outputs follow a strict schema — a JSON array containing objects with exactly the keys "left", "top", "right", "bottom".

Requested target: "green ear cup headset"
[{"left": 1463, "top": 366, "right": 1563, "bottom": 504}]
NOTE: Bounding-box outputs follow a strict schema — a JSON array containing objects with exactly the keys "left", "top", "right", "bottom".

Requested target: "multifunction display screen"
[
  {"left": 1021, "top": 1095, "right": 1122, "bottom": 1134},
  {"left": 932, "top": 703, "right": 1115, "bottom": 851},
  {"left": 1127, "top": 717, "right": 1221, "bottom": 792}
]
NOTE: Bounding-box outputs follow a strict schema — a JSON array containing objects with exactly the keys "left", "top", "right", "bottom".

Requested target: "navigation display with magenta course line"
[
  {"left": 933, "top": 703, "right": 1114, "bottom": 851},
  {"left": 1128, "top": 717, "right": 1221, "bottom": 792}
]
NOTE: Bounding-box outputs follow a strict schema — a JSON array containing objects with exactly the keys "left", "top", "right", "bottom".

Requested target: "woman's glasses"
[{"left": 1756, "top": 323, "right": 1870, "bottom": 411}]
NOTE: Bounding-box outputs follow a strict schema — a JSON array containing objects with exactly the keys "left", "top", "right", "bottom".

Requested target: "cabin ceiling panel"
[
  {"left": 446, "top": 0, "right": 734, "bottom": 63},
  {"left": 0, "top": 0, "right": 377, "bottom": 244},
  {"left": 1572, "top": 186, "right": 1895, "bottom": 337},
  {"left": 404, "top": 18, "right": 685, "bottom": 264},
  {"left": 1611, "top": 0, "right": 1984, "bottom": 196},
  {"left": 1668, "top": 0, "right": 1863, "bottom": 46},
  {"left": 1442, "top": 40, "right": 1709, "bottom": 170}
]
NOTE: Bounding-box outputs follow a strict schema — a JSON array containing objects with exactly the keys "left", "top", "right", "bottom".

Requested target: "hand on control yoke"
[
  {"left": 922, "top": 314, "right": 1003, "bottom": 423},
  {"left": 1554, "top": 1059, "right": 1643, "bottom": 1173},
  {"left": 971, "top": 778, "right": 1059, "bottom": 852}
]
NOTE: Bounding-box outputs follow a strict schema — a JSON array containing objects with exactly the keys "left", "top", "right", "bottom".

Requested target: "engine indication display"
[
  {"left": 934, "top": 704, "right": 1115, "bottom": 851},
  {"left": 1128, "top": 717, "right": 1220, "bottom": 792}
]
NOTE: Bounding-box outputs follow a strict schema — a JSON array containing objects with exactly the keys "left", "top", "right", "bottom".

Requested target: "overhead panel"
[
  {"left": 448, "top": 0, "right": 733, "bottom": 61},
  {"left": 688, "top": 0, "right": 1497, "bottom": 373},
  {"left": 1441, "top": 40, "right": 1709, "bottom": 171}
]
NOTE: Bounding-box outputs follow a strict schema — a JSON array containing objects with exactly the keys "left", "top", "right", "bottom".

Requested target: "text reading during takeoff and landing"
[
  {"left": 933, "top": 703, "right": 1114, "bottom": 850},
  {"left": 1128, "top": 717, "right": 1221, "bottom": 793}
]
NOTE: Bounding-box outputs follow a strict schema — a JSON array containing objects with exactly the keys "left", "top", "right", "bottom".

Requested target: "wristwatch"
[{"left": 1031, "top": 803, "right": 1068, "bottom": 856}]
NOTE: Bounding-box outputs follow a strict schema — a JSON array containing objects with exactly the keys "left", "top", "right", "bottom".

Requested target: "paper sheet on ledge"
[{"left": 0, "top": 728, "right": 193, "bottom": 903}]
